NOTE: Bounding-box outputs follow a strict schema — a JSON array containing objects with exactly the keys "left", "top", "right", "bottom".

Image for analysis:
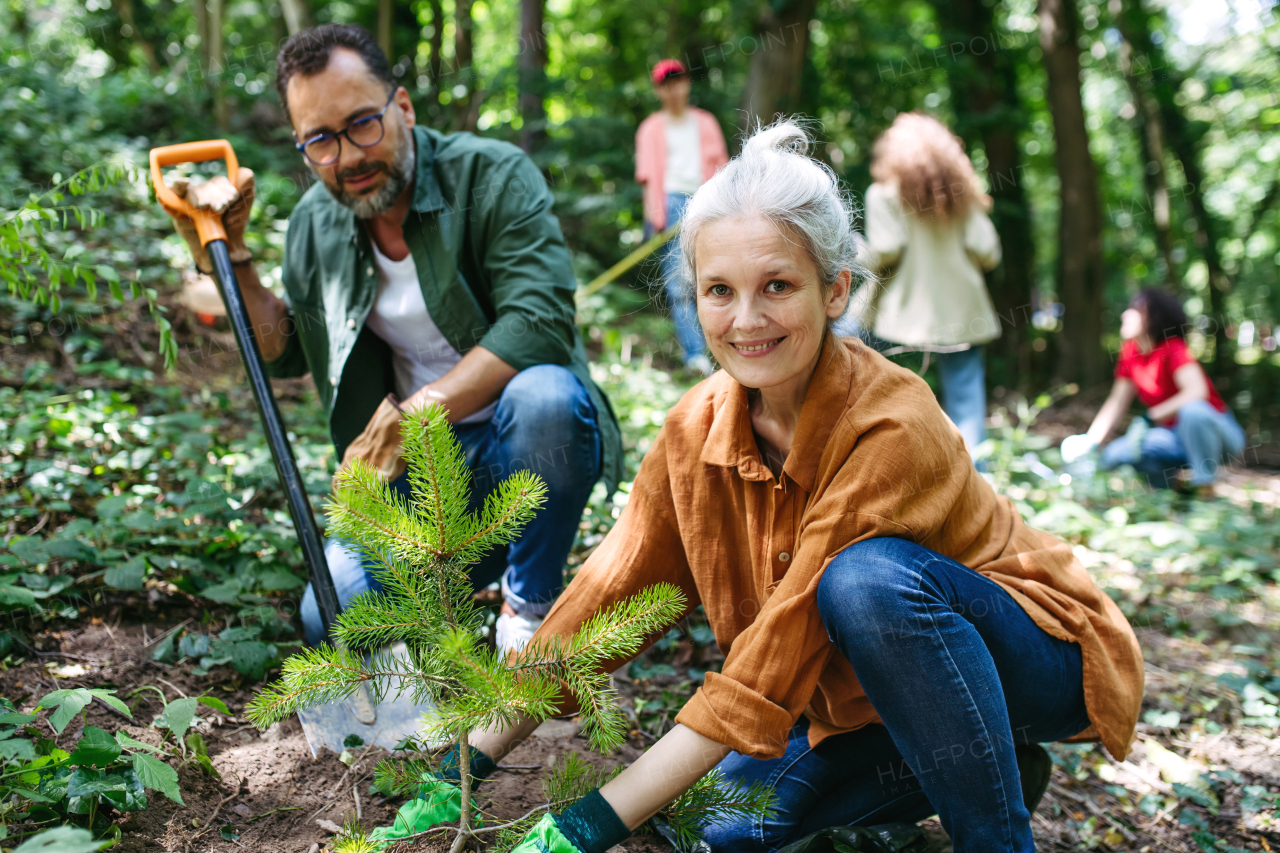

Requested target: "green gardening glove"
[
  {"left": 367, "top": 776, "right": 479, "bottom": 849},
  {"left": 510, "top": 790, "right": 631, "bottom": 853},
  {"left": 510, "top": 813, "right": 581, "bottom": 853}
]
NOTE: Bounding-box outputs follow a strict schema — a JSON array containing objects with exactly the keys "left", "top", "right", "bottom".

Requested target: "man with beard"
[{"left": 164, "top": 24, "right": 621, "bottom": 654}]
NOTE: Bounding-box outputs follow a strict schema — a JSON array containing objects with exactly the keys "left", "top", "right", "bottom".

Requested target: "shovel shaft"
[{"left": 206, "top": 239, "right": 341, "bottom": 638}]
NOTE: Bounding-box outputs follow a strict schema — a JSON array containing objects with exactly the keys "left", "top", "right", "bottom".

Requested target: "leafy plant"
[
  {"left": 0, "top": 162, "right": 182, "bottom": 368},
  {"left": 246, "top": 403, "right": 697, "bottom": 851},
  {"left": 0, "top": 688, "right": 191, "bottom": 844}
]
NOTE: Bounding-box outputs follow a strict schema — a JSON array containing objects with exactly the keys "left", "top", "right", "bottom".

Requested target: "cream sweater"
[{"left": 854, "top": 181, "right": 1003, "bottom": 348}]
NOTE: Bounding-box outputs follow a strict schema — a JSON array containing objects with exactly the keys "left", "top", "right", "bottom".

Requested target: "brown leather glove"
[
  {"left": 336, "top": 395, "right": 408, "bottom": 485},
  {"left": 165, "top": 168, "right": 256, "bottom": 273}
]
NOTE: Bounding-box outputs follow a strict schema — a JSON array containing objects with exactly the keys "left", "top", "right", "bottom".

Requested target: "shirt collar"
[
  {"left": 409, "top": 125, "right": 445, "bottom": 215},
  {"left": 699, "top": 335, "right": 855, "bottom": 489}
]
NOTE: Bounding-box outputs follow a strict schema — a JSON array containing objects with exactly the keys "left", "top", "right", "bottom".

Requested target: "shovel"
[{"left": 150, "top": 140, "right": 435, "bottom": 757}]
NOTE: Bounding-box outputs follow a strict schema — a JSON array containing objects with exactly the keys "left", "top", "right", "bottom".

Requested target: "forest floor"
[{"left": 2, "top": 289, "right": 1279, "bottom": 852}]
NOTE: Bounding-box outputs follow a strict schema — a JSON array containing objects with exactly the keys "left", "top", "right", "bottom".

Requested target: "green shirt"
[{"left": 265, "top": 125, "right": 622, "bottom": 493}]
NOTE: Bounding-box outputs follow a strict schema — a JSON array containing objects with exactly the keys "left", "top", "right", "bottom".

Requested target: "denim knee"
[
  {"left": 817, "top": 538, "right": 927, "bottom": 649},
  {"left": 496, "top": 365, "right": 591, "bottom": 435},
  {"left": 1178, "top": 399, "right": 1218, "bottom": 427}
]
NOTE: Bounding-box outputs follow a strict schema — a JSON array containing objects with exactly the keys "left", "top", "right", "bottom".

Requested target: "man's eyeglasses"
[{"left": 295, "top": 90, "right": 397, "bottom": 166}]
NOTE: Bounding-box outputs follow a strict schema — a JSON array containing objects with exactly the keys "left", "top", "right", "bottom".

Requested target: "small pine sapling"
[{"left": 247, "top": 403, "right": 700, "bottom": 851}]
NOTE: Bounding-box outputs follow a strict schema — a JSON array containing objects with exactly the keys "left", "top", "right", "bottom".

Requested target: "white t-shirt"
[
  {"left": 663, "top": 112, "right": 703, "bottom": 195},
  {"left": 362, "top": 242, "right": 497, "bottom": 424}
]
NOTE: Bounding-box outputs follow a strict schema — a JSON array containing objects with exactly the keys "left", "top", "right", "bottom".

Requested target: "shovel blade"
[
  {"left": 296, "top": 685, "right": 445, "bottom": 758},
  {"left": 296, "top": 643, "right": 449, "bottom": 758}
]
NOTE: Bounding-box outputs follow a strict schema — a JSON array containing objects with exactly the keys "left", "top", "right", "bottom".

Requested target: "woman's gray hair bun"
[{"left": 676, "top": 118, "right": 868, "bottom": 304}]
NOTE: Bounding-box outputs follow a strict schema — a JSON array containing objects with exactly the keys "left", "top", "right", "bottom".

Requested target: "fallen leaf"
[
  {"left": 316, "top": 819, "right": 343, "bottom": 834},
  {"left": 1142, "top": 739, "right": 1210, "bottom": 792},
  {"left": 45, "top": 662, "right": 88, "bottom": 678},
  {"left": 232, "top": 803, "right": 251, "bottom": 817}
]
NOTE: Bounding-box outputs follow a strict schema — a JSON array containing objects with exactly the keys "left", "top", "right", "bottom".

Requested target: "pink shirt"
[{"left": 635, "top": 108, "right": 729, "bottom": 229}]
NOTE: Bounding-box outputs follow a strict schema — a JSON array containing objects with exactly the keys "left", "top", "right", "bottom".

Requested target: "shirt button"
[
  {"left": 330, "top": 376, "right": 338, "bottom": 387},
  {"left": 347, "top": 318, "right": 356, "bottom": 330},
  {"left": 366, "top": 266, "right": 375, "bottom": 276},
  {"left": 778, "top": 552, "right": 790, "bottom": 562}
]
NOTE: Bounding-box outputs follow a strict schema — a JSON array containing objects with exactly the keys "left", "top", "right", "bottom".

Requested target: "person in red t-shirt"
[{"left": 1060, "top": 288, "right": 1245, "bottom": 494}]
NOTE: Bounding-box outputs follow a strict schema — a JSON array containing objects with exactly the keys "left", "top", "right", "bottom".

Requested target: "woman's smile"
[{"left": 730, "top": 336, "right": 786, "bottom": 355}]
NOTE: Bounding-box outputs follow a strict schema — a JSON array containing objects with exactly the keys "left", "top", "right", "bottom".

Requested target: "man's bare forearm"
[
  {"left": 225, "top": 258, "right": 291, "bottom": 363},
  {"left": 403, "top": 345, "right": 518, "bottom": 423}
]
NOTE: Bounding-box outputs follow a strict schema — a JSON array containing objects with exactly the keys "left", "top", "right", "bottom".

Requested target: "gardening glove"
[
  {"left": 437, "top": 742, "right": 500, "bottom": 786},
  {"left": 510, "top": 790, "right": 631, "bottom": 853},
  {"left": 163, "top": 168, "right": 255, "bottom": 274},
  {"left": 1059, "top": 433, "right": 1097, "bottom": 465},
  {"left": 367, "top": 774, "right": 479, "bottom": 848},
  {"left": 336, "top": 394, "right": 407, "bottom": 486}
]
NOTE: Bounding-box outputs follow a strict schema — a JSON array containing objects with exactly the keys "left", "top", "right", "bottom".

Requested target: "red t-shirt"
[{"left": 1114, "top": 337, "right": 1226, "bottom": 425}]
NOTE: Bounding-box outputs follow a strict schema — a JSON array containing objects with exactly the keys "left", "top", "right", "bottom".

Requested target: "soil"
[{"left": 0, "top": 618, "right": 673, "bottom": 853}]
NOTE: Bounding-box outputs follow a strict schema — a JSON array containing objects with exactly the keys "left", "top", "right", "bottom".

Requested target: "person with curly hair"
[
  {"left": 1061, "top": 288, "right": 1245, "bottom": 496},
  {"left": 845, "top": 112, "right": 1003, "bottom": 460}
]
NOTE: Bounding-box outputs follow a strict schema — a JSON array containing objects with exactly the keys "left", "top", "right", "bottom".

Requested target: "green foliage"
[
  {"left": 0, "top": 689, "right": 194, "bottom": 842},
  {"left": 11, "top": 826, "right": 107, "bottom": 853},
  {"left": 0, "top": 161, "right": 182, "bottom": 368},
  {"left": 0, "top": 382, "right": 324, "bottom": 666},
  {"left": 658, "top": 771, "right": 776, "bottom": 852}
]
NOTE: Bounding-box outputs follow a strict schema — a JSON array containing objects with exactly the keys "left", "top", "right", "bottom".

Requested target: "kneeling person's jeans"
[
  {"left": 702, "top": 538, "right": 1091, "bottom": 853},
  {"left": 1100, "top": 399, "right": 1245, "bottom": 488},
  {"left": 300, "top": 365, "right": 603, "bottom": 647}
]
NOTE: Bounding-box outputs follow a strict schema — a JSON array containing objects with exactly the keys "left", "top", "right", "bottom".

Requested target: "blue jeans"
[
  {"left": 702, "top": 538, "right": 1090, "bottom": 853},
  {"left": 1100, "top": 399, "right": 1245, "bottom": 488},
  {"left": 647, "top": 192, "right": 705, "bottom": 364},
  {"left": 300, "top": 365, "right": 603, "bottom": 646},
  {"left": 936, "top": 347, "right": 987, "bottom": 458}
]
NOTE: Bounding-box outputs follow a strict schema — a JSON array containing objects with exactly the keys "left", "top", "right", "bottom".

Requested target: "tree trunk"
[
  {"left": 278, "top": 0, "right": 312, "bottom": 35},
  {"left": 1115, "top": 0, "right": 1232, "bottom": 375},
  {"left": 425, "top": 0, "right": 444, "bottom": 107},
  {"left": 1038, "top": 0, "right": 1107, "bottom": 386},
  {"left": 740, "top": 0, "right": 819, "bottom": 130},
  {"left": 453, "top": 0, "right": 475, "bottom": 130},
  {"left": 193, "top": 0, "right": 211, "bottom": 93},
  {"left": 208, "top": 0, "right": 230, "bottom": 131},
  {"left": 377, "top": 0, "right": 393, "bottom": 66},
  {"left": 929, "top": 0, "right": 1038, "bottom": 392},
  {"left": 1118, "top": 37, "right": 1176, "bottom": 288},
  {"left": 111, "top": 0, "right": 161, "bottom": 71},
  {"left": 518, "top": 0, "right": 548, "bottom": 152}
]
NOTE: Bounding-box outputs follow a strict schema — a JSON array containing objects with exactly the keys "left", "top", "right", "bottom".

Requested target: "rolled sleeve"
[{"left": 474, "top": 155, "right": 578, "bottom": 371}]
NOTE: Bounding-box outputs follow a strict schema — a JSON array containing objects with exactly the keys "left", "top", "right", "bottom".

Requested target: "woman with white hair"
[{"left": 455, "top": 122, "right": 1142, "bottom": 853}]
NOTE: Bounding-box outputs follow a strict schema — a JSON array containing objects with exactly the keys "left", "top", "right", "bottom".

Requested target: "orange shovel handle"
[{"left": 149, "top": 140, "right": 240, "bottom": 247}]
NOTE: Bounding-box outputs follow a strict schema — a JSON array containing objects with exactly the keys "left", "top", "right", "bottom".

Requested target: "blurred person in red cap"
[{"left": 635, "top": 58, "right": 728, "bottom": 375}]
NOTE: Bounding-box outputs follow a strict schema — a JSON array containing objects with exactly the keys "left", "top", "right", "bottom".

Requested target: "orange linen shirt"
[{"left": 536, "top": 336, "right": 1144, "bottom": 761}]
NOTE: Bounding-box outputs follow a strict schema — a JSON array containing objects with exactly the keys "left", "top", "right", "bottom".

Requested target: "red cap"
[{"left": 651, "top": 59, "right": 687, "bottom": 84}]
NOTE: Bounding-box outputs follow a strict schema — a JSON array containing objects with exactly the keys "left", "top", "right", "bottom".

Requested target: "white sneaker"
[{"left": 495, "top": 611, "right": 544, "bottom": 656}]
